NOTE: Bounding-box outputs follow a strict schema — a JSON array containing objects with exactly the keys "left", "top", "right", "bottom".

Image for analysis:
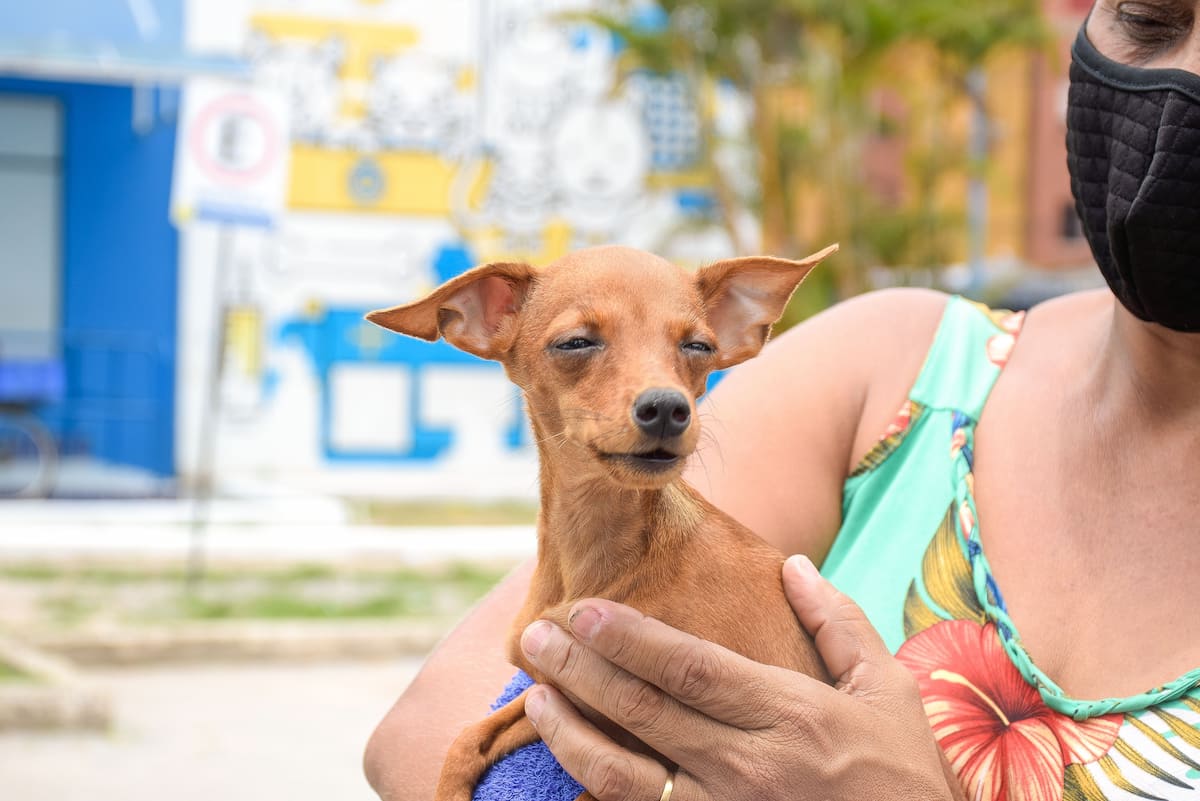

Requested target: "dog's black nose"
[{"left": 633, "top": 389, "right": 691, "bottom": 439}]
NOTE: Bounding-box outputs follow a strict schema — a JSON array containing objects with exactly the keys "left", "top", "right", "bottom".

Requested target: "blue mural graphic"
[{"left": 277, "top": 306, "right": 528, "bottom": 463}]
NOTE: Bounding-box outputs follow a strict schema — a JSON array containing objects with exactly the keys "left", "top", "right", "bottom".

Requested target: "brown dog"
[{"left": 368, "top": 244, "right": 838, "bottom": 801}]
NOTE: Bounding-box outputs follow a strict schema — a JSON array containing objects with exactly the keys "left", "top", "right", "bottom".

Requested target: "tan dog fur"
[{"left": 368, "top": 244, "right": 838, "bottom": 801}]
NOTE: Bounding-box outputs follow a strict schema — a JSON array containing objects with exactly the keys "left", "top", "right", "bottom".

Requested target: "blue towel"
[{"left": 471, "top": 671, "right": 585, "bottom": 801}]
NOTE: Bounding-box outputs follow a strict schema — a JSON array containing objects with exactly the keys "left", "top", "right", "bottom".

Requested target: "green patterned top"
[{"left": 821, "top": 295, "right": 1200, "bottom": 801}]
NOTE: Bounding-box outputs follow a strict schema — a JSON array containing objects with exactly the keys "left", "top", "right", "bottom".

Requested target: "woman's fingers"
[
  {"left": 518, "top": 569, "right": 961, "bottom": 801},
  {"left": 525, "top": 685, "right": 687, "bottom": 801},
  {"left": 529, "top": 600, "right": 816, "bottom": 731},
  {"left": 521, "top": 618, "right": 727, "bottom": 767},
  {"left": 783, "top": 555, "right": 909, "bottom": 696}
]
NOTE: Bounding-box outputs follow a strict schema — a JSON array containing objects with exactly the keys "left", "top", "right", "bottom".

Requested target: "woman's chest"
[
  {"left": 881, "top": 411, "right": 1200, "bottom": 801},
  {"left": 970, "top": 388, "right": 1200, "bottom": 701}
]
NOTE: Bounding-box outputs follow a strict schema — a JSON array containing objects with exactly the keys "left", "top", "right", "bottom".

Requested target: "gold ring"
[{"left": 658, "top": 770, "right": 676, "bottom": 801}]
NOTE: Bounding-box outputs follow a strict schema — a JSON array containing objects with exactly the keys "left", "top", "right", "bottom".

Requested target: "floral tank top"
[{"left": 822, "top": 295, "right": 1200, "bottom": 801}]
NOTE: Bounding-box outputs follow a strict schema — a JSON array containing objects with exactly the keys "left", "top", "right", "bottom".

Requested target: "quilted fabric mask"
[{"left": 1065, "top": 24, "right": 1200, "bottom": 332}]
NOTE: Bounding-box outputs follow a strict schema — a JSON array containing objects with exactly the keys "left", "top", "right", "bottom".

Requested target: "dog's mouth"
[{"left": 598, "top": 447, "right": 682, "bottom": 473}]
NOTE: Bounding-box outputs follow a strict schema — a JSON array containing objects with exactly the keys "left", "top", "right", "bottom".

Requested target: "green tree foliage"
[{"left": 584, "top": 0, "right": 1048, "bottom": 324}]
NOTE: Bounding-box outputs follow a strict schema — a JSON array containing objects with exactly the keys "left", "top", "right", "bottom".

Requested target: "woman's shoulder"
[
  {"left": 827, "top": 287, "right": 1110, "bottom": 435},
  {"left": 768, "top": 286, "right": 949, "bottom": 387},
  {"left": 1020, "top": 287, "right": 1111, "bottom": 343},
  {"left": 703, "top": 286, "right": 1105, "bottom": 558},
  {"left": 747, "top": 287, "right": 951, "bottom": 468},
  {"left": 796, "top": 285, "right": 950, "bottom": 342},
  {"left": 792, "top": 287, "right": 952, "bottom": 467},
  {"left": 688, "top": 287, "right": 950, "bottom": 558}
]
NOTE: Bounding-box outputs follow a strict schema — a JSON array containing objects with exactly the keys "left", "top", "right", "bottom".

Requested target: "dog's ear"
[
  {"left": 365, "top": 262, "right": 535, "bottom": 361},
  {"left": 696, "top": 244, "right": 837, "bottom": 369}
]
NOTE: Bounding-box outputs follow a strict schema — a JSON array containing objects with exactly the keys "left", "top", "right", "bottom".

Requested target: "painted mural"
[{"left": 177, "top": 0, "right": 749, "bottom": 496}]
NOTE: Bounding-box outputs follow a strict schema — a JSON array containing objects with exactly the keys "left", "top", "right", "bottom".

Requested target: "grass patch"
[
  {"left": 0, "top": 564, "right": 63, "bottom": 581},
  {"left": 174, "top": 565, "right": 501, "bottom": 621},
  {"left": 0, "top": 660, "right": 32, "bottom": 682},
  {"left": 17, "top": 561, "right": 510, "bottom": 625},
  {"left": 438, "top": 562, "right": 510, "bottom": 595},
  {"left": 177, "top": 592, "right": 419, "bottom": 620},
  {"left": 1, "top": 560, "right": 512, "bottom": 587},
  {"left": 273, "top": 563, "right": 338, "bottom": 582},
  {"left": 3, "top": 562, "right": 357, "bottom": 585},
  {"left": 41, "top": 594, "right": 94, "bottom": 627},
  {"left": 352, "top": 499, "right": 537, "bottom": 526}
]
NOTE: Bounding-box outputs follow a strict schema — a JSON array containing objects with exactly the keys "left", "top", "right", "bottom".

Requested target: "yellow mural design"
[
  {"left": 289, "top": 145, "right": 458, "bottom": 215},
  {"left": 246, "top": 7, "right": 719, "bottom": 264},
  {"left": 250, "top": 13, "right": 419, "bottom": 82},
  {"left": 249, "top": 12, "right": 480, "bottom": 216},
  {"left": 466, "top": 220, "right": 574, "bottom": 267},
  {"left": 224, "top": 306, "right": 263, "bottom": 378}
]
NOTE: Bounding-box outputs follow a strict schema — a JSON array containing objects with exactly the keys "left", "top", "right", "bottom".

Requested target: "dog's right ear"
[
  {"left": 696, "top": 244, "right": 837, "bottom": 369},
  {"left": 366, "top": 262, "right": 535, "bottom": 361}
]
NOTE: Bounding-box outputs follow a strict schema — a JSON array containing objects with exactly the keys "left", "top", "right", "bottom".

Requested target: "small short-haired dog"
[{"left": 369, "top": 243, "right": 838, "bottom": 800}]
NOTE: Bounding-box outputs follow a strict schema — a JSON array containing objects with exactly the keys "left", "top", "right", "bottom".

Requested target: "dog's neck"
[{"left": 530, "top": 417, "right": 703, "bottom": 601}]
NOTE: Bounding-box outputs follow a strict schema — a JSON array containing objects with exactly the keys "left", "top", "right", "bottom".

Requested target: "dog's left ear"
[
  {"left": 365, "top": 261, "right": 535, "bottom": 361},
  {"left": 696, "top": 243, "right": 838, "bottom": 369}
]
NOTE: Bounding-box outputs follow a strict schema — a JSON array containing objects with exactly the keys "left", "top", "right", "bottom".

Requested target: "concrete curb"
[
  {"left": 0, "top": 618, "right": 448, "bottom": 731},
  {"left": 0, "top": 523, "right": 537, "bottom": 567},
  {"left": 0, "top": 633, "right": 111, "bottom": 731},
  {"left": 28, "top": 619, "right": 450, "bottom": 667}
]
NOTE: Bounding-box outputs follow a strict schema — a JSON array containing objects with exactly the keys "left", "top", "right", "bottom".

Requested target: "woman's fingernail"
[
  {"left": 568, "top": 605, "right": 603, "bottom": 642},
  {"left": 525, "top": 687, "right": 546, "bottom": 724},
  {"left": 522, "top": 620, "right": 553, "bottom": 658}
]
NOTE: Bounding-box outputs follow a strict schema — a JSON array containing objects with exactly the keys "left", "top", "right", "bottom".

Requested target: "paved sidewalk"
[
  {"left": 0, "top": 498, "right": 521, "bottom": 799},
  {"left": 0, "top": 658, "right": 425, "bottom": 801}
]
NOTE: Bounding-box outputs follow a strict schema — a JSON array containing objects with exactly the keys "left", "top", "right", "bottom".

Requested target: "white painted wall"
[{"left": 175, "top": 0, "right": 752, "bottom": 500}]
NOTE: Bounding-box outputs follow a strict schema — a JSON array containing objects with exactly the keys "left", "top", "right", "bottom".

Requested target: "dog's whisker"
[
  {"left": 697, "top": 429, "right": 728, "bottom": 472},
  {"left": 544, "top": 433, "right": 571, "bottom": 448},
  {"left": 590, "top": 425, "right": 637, "bottom": 447},
  {"left": 559, "top": 410, "right": 608, "bottom": 423},
  {"left": 532, "top": 429, "right": 572, "bottom": 448}
]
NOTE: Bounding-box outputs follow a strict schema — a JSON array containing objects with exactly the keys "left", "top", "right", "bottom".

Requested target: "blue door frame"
[{"left": 0, "top": 77, "right": 180, "bottom": 477}]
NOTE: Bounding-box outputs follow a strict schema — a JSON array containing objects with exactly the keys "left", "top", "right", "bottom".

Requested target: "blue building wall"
[{"left": 0, "top": 77, "right": 179, "bottom": 476}]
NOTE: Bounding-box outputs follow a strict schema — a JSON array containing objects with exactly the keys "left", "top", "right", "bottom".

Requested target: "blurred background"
[{"left": 0, "top": 0, "right": 1099, "bottom": 798}]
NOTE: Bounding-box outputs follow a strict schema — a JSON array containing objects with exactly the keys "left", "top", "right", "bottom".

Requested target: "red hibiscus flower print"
[
  {"left": 884, "top": 400, "right": 916, "bottom": 438},
  {"left": 896, "top": 620, "right": 1121, "bottom": 801}
]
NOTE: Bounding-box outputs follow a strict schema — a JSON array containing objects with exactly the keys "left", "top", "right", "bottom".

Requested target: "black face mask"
[{"left": 1065, "top": 24, "right": 1200, "bottom": 332}]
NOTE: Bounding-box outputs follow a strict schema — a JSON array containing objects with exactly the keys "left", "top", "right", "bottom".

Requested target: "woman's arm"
[{"left": 364, "top": 559, "right": 535, "bottom": 800}]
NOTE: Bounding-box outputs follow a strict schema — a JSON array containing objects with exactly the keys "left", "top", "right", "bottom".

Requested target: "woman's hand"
[{"left": 518, "top": 555, "right": 965, "bottom": 801}]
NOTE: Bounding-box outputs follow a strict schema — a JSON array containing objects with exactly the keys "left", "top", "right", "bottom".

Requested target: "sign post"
[
  {"left": 171, "top": 79, "right": 290, "bottom": 227},
  {"left": 171, "top": 79, "right": 290, "bottom": 590}
]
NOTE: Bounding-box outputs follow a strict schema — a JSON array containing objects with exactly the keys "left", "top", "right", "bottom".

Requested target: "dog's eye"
[
  {"left": 555, "top": 337, "right": 598, "bottom": 351},
  {"left": 682, "top": 341, "right": 715, "bottom": 354}
]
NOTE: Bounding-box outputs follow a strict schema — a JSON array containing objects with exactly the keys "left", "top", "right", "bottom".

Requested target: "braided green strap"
[{"left": 952, "top": 420, "right": 1200, "bottom": 722}]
